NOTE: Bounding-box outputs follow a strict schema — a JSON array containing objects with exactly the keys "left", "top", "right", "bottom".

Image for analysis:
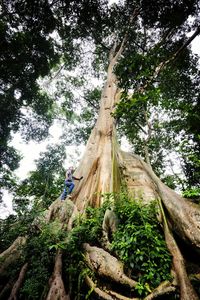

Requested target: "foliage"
[
  {"left": 112, "top": 195, "right": 172, "bottom": 297},
  {"left": 0, "top": 209, "right": 68, "bottom": 299},
  {"left": 56, "top": 195, "right": 171, "bottom": 298},
  {"left": 0, "top": 214, "right": 19, "bottom": 252},
  {"left": 13, "top": 143, "right": 66, "bottom": 213},
  {"left": 1, "top": 1, "right": 200, "bottom": 298},
  {"left": 73, "top": 201, "right": 111, "bottom": 245},
  {"left": 62, "top": 201, "right": 111, "bottom": 299},
  {"left": 1, "top": 143, "right": 67, "bottom": 250},
  {"left": 1, "top": 0, "right": 199, "bottom": 195},
  {"left": 20, "top": 221, "right": 67, "bottom": 299},
  {"left": 114, "top": 45, "right": 200, "bottom": 191},
  {"left": 58, "top": 86, "right": 101, "bottom": 146},
  {"left": 180, "top": 135, "right": 200, "bottom": 189},
  {"left": 0, "top": 166, "right": 19, "bottom": 203},
  {"left": 0, "top": 203, "right": 44, "bottom": 253},
  {"left": 0, "top": 2, "right": 60, "bottom": 175},
  {"left": 182, "top": 187, "right": 200, "bottom": 203}
]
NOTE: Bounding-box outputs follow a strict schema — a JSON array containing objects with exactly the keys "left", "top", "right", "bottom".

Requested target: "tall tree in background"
[{"left": 0, "top": 1, "right": 200, "bottom": 299}]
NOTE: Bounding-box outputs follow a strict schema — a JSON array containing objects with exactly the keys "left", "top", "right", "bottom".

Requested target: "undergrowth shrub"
[
  {"left": 112, "top": 194, "right": 172, "bottom": 296},
  {"left": 20, "top": 221, "right": 68, "bottom": 299},
  {"left": 62, "top": 194, "right": 172, "bottom": 298},
  {"left": 182, "top": 187, "right": 200, "bottom": 203},
  {"left": 63, "top": 200, "right": 111, "bottom": 299},
  {"left": 13, "top": 194, "right": 172, "bottom": 299}
]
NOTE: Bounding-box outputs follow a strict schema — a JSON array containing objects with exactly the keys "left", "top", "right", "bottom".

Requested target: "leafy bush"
[
  {"left": 62, "top": 200, "right": 111, "bottom": 299},
  {"left": 0, "top": 214, "right": 31, "bottom": 252},
  {"left": 61, "top": 195, "right": 172, "bottom": 298},
  {"left": 112, "top": 195, "right": 172, "bottom": 297},
  {"left": 66, "top": 199, "right": 111, "bottom": 250},
  {"left": 182, "top": 187, "right": 200, "bottom": 202},
  {"left": 20, "top": 222, "right": 67, "bottom": 299}
]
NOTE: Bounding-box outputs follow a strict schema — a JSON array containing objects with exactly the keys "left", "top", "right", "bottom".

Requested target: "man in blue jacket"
[{"left": 61, "top": 166, "right": 83, "bottom": 200}]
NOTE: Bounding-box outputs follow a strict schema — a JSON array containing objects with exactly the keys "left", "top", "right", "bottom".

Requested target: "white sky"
[
  {"left": 10, "top": 123, "right": 63, "bottom": 179},
  {"left": 191, "top": 36, "right": 200, "bottom": 55}
]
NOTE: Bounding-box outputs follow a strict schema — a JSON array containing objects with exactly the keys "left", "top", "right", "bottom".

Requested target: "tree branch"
[
  {"left": 158, "top": 199, "right": 199, "bottom": 300},
  {"left": 85, "top": 275, "right": 139, "bottom": 300},
  {"left": 0, "top": 236, "right": 27, "bottom": 276},
  {"left": 85, "top": 275, "right": 113, "bottom": 300},
  {"left": 139, "top": 25, "right": 200, "bottom": 92},
  {"left": 113, "top": 7, "right": 142, "bottom": 63},
  {"left": 8, "top": 263, "right": 28, "bottom": 300},
  {"left": 134, "top": 121, "right": 147, "bottom": 134},
  {"left": 144, "top": 280, "right": 176, "bottom": 300},
  {"left": 83, "top": 96, "right": 99, "bottom": 111},
  {"left": 154, "top": 27, "right": 176, "bottom": 52},
  {"left": 83, "top": 243, "right": 138, "bottom": 288},
  {"left": 46, "top": 250, "right": 70, "bottom": 300}
]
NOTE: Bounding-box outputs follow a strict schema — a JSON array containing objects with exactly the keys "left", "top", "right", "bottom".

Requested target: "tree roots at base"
[
  {"left": 1, "top": 155, "right": 200, "bottom": 299},
  {"left": 46, "top": 250, "right": 69, "bottom": 300}
]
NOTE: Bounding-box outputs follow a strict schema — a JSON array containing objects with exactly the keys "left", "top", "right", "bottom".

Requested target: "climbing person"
[{"left": 60, "top": 166, "right": 83, "bottom": 200}]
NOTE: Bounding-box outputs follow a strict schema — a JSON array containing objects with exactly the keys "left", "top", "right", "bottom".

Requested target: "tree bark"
[
  {"left": 46, "top": 250, "right": 70, "bottom": 300},
  {"left": 0, "top": 279, "right": 15, "bottom": 300},
  {"left": 71, "top": 45, "right": 123, "bottom": 211},
  {"left": 130, "top": 153, "right": 200, "bottom": 251},
  {"left": 83, "top": 243, "right": 138, "bottom": 288},
  {"left": 8, "top": 263, "right": 28, "bottom": 300},
  {"left": 0, "top": 236, "right": 27, "bottom": 276},
  {"left": 65, "top": 39, "right": 200, "bottom": 298}
]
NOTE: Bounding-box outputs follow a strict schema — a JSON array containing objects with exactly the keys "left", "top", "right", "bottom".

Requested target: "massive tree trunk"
[
  {"left": 72, "top": 50, "right": 122, "bottom": 211},
  {"left": 1, "top": 45, "right": 200, "bottom": 299}
]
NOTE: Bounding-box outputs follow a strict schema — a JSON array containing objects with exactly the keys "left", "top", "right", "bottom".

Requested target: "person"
[{"left": 60, "top": 166, "right": 83, "bottom": 200}]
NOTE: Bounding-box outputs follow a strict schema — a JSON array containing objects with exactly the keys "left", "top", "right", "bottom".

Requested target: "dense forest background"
[{"left": 0, "top": 0, "right": 200, "bottom": 299}]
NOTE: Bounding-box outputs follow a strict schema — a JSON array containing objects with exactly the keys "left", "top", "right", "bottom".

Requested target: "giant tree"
[{"left": 1, "top": 1, "right": 200, "bottom": 299}]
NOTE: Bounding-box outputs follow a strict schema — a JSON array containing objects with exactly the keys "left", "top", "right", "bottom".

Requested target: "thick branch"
[
  {"left": 85, "top": 275, "right": 113, "bottom": 300},
  {"left": 144, "top": 280, "right": 176, "bottom": 300},
  {"left": 85, "top": 275, "right": 139, "bottom": 300},
  {"left": 46, "top": 250, "right": 70, "bottom": 300},
  {"left": 107, "top": 290, "right": 138, "bottom": 300},
  {"left": 112, "top": 8, "right": 142, "bottom": 63},
  {"left": 130, "top": 152, "right": 200, "bottom": 250},
  {"left": 158, "top": 199, "right": 198, "bottom": 300},
  {"left": 167, "top": 26, "right": 200, "bottom": 63},
  {"left": 120, "top": 150, "right": 199, "bottom": 299},
  {"left": 0, "top": 236, "right": 27, "bottom": 275},
  {"left": 83, "top": 243, "right": 137, "bottom": 288},
  {"left": 139, "top": 25, "right": 200, "bottom": 92},
  {"left": 8, "top": 263, "right": 28, "bottom": 300},
  {"left": 85, "top": 276, "right": 176, "bottom": 300}
]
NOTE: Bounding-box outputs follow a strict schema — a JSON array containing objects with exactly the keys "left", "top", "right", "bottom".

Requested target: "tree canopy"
[{"left": 2, "top": 0, "right": 198, "bottom": 196}]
